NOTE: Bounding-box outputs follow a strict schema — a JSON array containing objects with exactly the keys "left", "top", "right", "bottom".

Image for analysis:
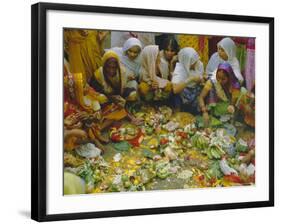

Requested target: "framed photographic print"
[{"left": 31, "top": 2, "right": 274, "bottom": 222}]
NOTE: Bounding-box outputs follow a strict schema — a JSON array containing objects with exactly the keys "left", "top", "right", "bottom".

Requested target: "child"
[
  {"left": 112, "top": 37, "right": 142, "bottom": 81},
  {"left": 159, "top": 37, "right": 179, "bottom": 80},
  {"left": 171, "top": 47, "right": 204, "bottom": 113},
  {"left": 206, "top": 37, "right": 244, "bottom": 83}
]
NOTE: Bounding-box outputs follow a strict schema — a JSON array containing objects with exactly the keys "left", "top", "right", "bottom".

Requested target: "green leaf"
[
  {"left": 111, "top": 141, "right": 132, "bottom": 152},
  {"left": 209, "top": 101, "right": 229, "bottom": 117},
  {"left": 142, "top": 149, "right": 155, "bottom": 159}
]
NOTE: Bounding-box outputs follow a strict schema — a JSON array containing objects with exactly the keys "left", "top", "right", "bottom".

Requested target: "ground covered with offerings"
[{"left": 64, "top": 103, "right": 255, "bottom": 195}]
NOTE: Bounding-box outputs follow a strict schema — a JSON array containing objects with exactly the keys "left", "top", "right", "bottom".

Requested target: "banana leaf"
[
  {"left": 111, "top": 141, "right": 132, "bottom": 152},
  {"left": 208, "top": 101, "right": 229, "bottom": 117}
]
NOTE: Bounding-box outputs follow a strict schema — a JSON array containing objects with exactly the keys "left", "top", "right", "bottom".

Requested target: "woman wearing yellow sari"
[{"left": 90, "top": 50, "right": 142, "bottom": 124}]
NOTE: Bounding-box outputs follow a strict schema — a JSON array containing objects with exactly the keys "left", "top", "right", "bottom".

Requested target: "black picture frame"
[{"left": 31, "top": 2, "right": 274, "bottom": 222}]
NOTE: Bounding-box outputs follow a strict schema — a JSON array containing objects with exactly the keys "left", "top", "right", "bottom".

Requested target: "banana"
[{"left": 210, "top": 147, "right": 221, "bottom": 159}]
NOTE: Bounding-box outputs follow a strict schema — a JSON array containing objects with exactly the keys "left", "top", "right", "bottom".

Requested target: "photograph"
[
  {"left": 0, "top": 0, "right": 279, "bottom": 223},
  {"left": 63, "top": 29, "right": 256, "bottom": 195},
  {"left": 31, "top": 2, "right": 274, "bottom": 221}
]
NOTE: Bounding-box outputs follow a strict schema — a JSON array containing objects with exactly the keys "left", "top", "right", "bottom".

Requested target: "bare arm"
[
  {"left": 198, "top": 81, "right": 212, "bottom": 126},
  {"left": 172, "top": 76, "right": 201, "bottom": 94},
  {"left": 198, "top": 81, "right": 212, "bottom": 113}
]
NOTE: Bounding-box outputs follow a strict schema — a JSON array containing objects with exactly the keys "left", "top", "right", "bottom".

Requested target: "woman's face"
[
  {"left": 104, "top": 59, "right": 118, "bottom": 77},
  {"left": 216, "top": 69, "right": 229, "bottom": 86},
  {"left": 218, "top": 46, "right": 228, "bottom": 61},
  {"left": 127, "top": 46, "right": 141, "bottom": 60},
  {"left": 164, "top": 46, "right": 176, "bottom": 61},
  {"left": 190, "top": 61, "right": 197, "bottom": 70}
]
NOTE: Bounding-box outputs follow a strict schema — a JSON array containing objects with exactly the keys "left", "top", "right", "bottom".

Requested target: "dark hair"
[{"left": 162, "top": 37, "right": 179, "bottom": 53}]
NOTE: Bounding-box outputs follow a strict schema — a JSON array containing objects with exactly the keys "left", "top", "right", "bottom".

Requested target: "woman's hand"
[
  {"left": 128, "top": 74, "right": 136, "bottom": 81},
  {"left": 127, "top": 113, "right": 144, "bottom": 126},
  {"left": 227, "top": 105, "right": 235, "bottom": 114},
  {"left": 131, "top": 117, "right": 144, "bottom": 126},
  {"left": 151, "top": 80, "right": 159, "bottom": 90},
  {"left": 111, "top": 95, "right": 126, "bottom": 107}
]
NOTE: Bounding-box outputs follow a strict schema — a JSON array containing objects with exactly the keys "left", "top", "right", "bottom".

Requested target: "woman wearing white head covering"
[
  {"left": 139, "top": 45, "right": 172, "bottom": 101},
  {"left": 171, "top": 47, "right": 204, "bottom": 113},
  {"left": 206, "top": 37, "right": 244, "bottom": 83},
  {"left": 110, "top": 37, "right": 142, "bottom": 78},
  {"left": 121, "top": 37, "right": 142, "bottom": 79},
  {"left": 110, "top": 38, "right": 142, "bottom": 100}
]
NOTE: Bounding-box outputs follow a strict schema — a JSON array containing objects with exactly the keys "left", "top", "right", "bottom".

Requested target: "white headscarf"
[
  {"left": 206, "top": 37, "right": 244, "bottom": 82},
  {"left": 172, "top": 47, "right": 203, "bottom": 87},
  {"left": 218, "top": 37, "right": 236, "bottom": 60},
  {"left": 110, "top": 38, "right": 142, "bottom": 79},
  {"left": 179, "top": 47, "right": 203, "bottom": 74},
  {"left": 139, "top": 45, "right": 159, "bottom": 83},
  {"left": 122, "top": 37, "right": 142, "bottom": 52},
  {"left": 121, "top": 38, "right": 142, "bottom": 77}
]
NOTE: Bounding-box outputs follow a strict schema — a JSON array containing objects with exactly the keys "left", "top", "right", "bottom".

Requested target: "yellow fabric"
[
  {"left": 230, "top": 88, "right": 240, "bottom": 105},
  {"left": 102, "top": 50, "right": 120, "bottom": 65},
  {"left": 93, "top": 50, "right": 127, "bottom": 96},
  {"left": 103, "top": 108, "right": 128, "bottom": 121},
  {"left": 178, "top": 35, "right": 209, "bottom": 68},
  {"left": 164, "top": 82, "right": 172, "bottom": 92},
  {"left": 73, "top": 72, "right": 86, "bottom": 109},
  {"left": 139, "top": 82, "right": 150, "bottom": 95},
  {"left": 64, "top": 30, "right": 103, "bottom": 83},
  {"left": 138, "top": 81, "right": 171, "bottom": 98},
  {"left": 126, "top": 91, "right": 138, "bottom": 102},
  {"left": 214, "top": 81, "right": 228, "bottom": 102}
]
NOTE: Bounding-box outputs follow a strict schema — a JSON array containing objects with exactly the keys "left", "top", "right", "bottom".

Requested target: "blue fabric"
[{"left": 173, "top": 86, "right": 201, "bottom": 114}]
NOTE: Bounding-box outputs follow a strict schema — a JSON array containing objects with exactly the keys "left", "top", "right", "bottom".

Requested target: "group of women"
[{"left": 63, "top": 29, "right": 255, "bottom": 152}]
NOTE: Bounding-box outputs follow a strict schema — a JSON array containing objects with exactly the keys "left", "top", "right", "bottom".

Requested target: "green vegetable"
[
  {"left": 142, "top": 149, "right": 155, "bottom": 159},
  {"left": 236, "top": 138, "right": 248, "bottom": 152},
  {"left": 205, "top": 145, "right": 225, "bottom": 160},
  {"left": 196, "top": 116, "right": 222, "bottom": 128},
  {"left": 109, "top": 184, "right": 120, "bottom": 192},
  {"left": 155, "top": 161, "right": 171, "bottom": 179},
  {"left": 208, "top": 101, "right": 229, "bottom": 117},
  {"left": 210, "top": 116, "right": 223, "bottom": 127},
  {"left": 112, "top": 141, "right": 131, "bottom": 152},
  {"left": 121, "top": 175, "right": 129, "bottom": 182},
  {"left": 191, "top": 133, "right": 209, "bottom": 150},
  {"left": 205, "top": 161, "right": 223, "bottom": 179},
  {"left": 144, "top": 91, "right": 154, "bottom": 101},
  {"left": 124, "top": 181, "right": 131, "bottom": 188},
  {"left": 145, "top": 126, "right": 154, "bottom": 135},
  {"left": 78, "top": 160, "right": 94, "bottom": 184}
]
